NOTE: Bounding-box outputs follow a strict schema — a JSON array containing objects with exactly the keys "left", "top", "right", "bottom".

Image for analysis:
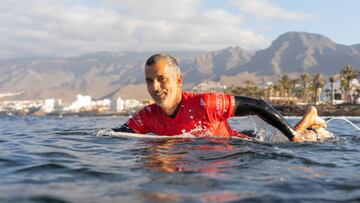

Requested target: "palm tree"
[
  {"left": 264, "top": 82, "right": 273, "bottom": 101},
  {"left": 271, "top": 83, "right": 282, "bottom": 103},
  {"left": 229, "top": 80, "right": 263, "bottom": 98},
  {"left": 243, "top": 80, "right": 264, "bottom": 99},
  {"left": 278, "top": 74, "right": 291, "bottom": 103},
  {"left": 311, "top": 73, "right": 325, "bottom": 105},
  {"left": 340, "top": 64, "right": 359, "bottom": 103},
  {"left": 329, "top": 75, "right": 336, "bottom": 105},
  {"left": 290, "top": 78, "right": 300, "bottom": 95},
  {"left": 324, "top": 89, "right": 331, "bottom": 102},
  {"left": 300, "top": 73, "right": 310, "bottom": 103},
  {"left": 243, "top": 80, "right": 254, "bottom": 97}
]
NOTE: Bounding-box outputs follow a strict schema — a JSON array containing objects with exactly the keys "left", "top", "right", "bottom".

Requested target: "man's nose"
[{"left": 151, "top": 80, "right": 161, "bottom": 91}]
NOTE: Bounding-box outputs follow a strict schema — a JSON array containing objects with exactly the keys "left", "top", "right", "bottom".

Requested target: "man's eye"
[{"left": 159, "top": 77, "right": 167, "bottom": 82}]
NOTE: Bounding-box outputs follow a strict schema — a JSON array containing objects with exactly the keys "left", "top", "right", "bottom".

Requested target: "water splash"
[
  {"left": 247, "top": 116, "right": 289, "bottom": 143},
  {"left": 180, "top": 125, "right": 210, "bottom": 138}
]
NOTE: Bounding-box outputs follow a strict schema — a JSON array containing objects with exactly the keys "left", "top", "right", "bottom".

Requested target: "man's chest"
[{"left": 149, "top": 104, "right": 212, "bottom": 135}]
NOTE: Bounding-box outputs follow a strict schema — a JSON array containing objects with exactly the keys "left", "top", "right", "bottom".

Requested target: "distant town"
[
  {"left": 0, "top": 65, "right": 359, "bottom": 116},
  {"left": 226, "top": 65, "right": 360, "bottom": 106},
  {"left": 0, "top": 94, "right": 149, "bottom": 116}
]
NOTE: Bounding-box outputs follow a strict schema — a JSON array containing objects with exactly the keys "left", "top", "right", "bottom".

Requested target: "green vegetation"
[
  {"left": 227, "top": 64, "right": 359, "bottom": 105},
  {"left": 340, "top": 64, "right": 359, "bottom": 103}
]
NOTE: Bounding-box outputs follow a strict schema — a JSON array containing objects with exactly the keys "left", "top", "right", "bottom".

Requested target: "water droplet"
[
  {"left": 189, "top": 109, "right": 192, "bottom": 112},
  {"left": 190, "top": 116, "right": 193, "bottom": 119}
]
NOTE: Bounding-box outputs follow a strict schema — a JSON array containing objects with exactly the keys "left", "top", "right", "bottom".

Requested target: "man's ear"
[{"left": 177, "top": 74, "right": 183, "bottom": 86}]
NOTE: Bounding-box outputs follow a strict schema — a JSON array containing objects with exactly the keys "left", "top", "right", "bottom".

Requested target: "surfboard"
[
  {"left": 96, "top": 129, "right": 249, "bottom": 140},
  {"left": 96, "top": 129, "right": 196, "bottom": 139}
]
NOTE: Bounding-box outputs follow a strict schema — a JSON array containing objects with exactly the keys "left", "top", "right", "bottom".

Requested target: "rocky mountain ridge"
[{"left": 0, "top": 31, "right": 359, "bottom": 101}]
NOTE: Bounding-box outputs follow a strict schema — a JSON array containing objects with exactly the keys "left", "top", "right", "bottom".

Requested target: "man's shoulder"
[
  {"left": 182, "top": 91, "right": 229, "bottom": 108},
  {"left": 184, "top": 91, "right": 229, "bottom": 100},
  {"left": 183, "top": 91, "right": 214, "bottom": 99},
  {"left": 183, "top": 91, "right": 198, "bottom": 97},
  {"left": 183, "top": 91, "right": 205, "bottom": 103}
]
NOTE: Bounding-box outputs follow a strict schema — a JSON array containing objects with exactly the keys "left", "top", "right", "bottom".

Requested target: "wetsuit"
[
  {"left": 113, "top": 92, "right": 296, "bottom": 140},
  {"left": 233, "top": 96, "right": 295, "bottom": 140}
]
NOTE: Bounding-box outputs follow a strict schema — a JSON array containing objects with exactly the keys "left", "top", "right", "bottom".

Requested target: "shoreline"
[
  {"left": 1, "top": 104, "right": 360, "bottom": 117},
  {"left": 274, "top": 104, "right": 360, "bottom": 117}
]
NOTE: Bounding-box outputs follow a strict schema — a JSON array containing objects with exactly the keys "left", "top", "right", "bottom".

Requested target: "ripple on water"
[
  {"left": 0, "top": 157, "right": 23, "bottom": 168},
  {"left": 30, "top": 196, "right": 71, "bottom": 203},
  {"left": 1, "top": 116, "right": 360, "bottom": 203},
  {"left": 31, "top": 151, "right": 79, "bottom": 163},
  {"left": 15, "top": 163, "right": 69, "bottom": 173},
  {"left": 3, "top": 195, "right": 71, "bottom": 203},
  {"left": 54, "top": 129, "right": 93, "bottom": 136},
  {"left": 13, "top": 162, "right": 129, "bottom": 184}
]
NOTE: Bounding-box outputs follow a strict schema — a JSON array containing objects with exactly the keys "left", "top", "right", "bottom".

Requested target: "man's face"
[{"left": 145, "top": 60, "right": 183, "bottom": 110}]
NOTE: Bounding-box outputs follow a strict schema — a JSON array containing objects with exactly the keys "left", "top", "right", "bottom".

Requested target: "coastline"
[
  {"left": 274, "top": 104, "right": 360, "bottom": 117},
  {"left": 2, "top": 104, "right": 360, "bottom": 117}
]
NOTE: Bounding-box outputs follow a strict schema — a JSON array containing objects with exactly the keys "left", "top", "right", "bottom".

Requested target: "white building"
[
  {"left": 124, "top": 99, "right": 142, "bottom": 110},
  {"left": 93, "top": 99, "right": 111, "bottom": 107},
  {"left": 111, "top": 97, "right": 125, "bottom": 112},
  {"left": 41, "top": 99, "right": 62, "bottom": 113},
  {"left": 322, "top": 78, "right": 360, "bottom": 104},
  {"left": 321, "top": 79, "right": 344, "bottom": 104},
  {"left": 1, "top": 100, "right": 43, "bottom": 112},
  {"left": 350, "top": 78, "right": 360, "bottom": 100},
  {"left": 64, "top": 94, "right": 92, "bottom": 112}
]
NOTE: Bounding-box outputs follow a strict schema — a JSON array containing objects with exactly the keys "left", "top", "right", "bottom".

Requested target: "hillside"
[{"left": 0, "top": 31, "right": 359, "bottom": 101}]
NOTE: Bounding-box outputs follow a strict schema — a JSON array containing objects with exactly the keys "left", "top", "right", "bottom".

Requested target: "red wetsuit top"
[{"left": 127, "top": 91, "right": 247, "bottom": 137}]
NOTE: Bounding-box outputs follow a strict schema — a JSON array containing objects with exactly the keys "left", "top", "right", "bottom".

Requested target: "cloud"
[
  {"left": 103, "top": 0, "right": 201, "bottom": 20},
  {"left": 0, "top": 0, "right": 270, "bottom": 59},
  {"left": 229, "top": 0, "right": 315, "bottom": 21}
]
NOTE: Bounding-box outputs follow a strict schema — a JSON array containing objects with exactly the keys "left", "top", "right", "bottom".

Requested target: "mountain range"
[{"left": 0, "top": 31, "right": 359, "bottom": 102}]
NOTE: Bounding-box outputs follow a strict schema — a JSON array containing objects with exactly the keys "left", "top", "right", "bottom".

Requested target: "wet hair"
[{"left": 145, "top": 53, "right": 181, "bottom": 74}]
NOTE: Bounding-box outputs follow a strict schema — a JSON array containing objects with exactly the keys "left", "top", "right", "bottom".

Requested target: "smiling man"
[
  {"left": 145, "top": 56, "right": 183, "bottom": 117},
  {"left": 113, "top": 53, "right": 331, "bottom": 142}
]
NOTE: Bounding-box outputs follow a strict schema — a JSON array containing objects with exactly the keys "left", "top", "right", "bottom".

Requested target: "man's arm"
[
  {"left": 112, "top": 123, "right": 135, "bottom": 133},
  {"left": 234, "top": 96, "right": 295, "bottom": 141}
]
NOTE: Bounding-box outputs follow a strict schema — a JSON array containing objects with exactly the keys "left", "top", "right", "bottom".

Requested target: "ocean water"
[{"left": 0, "top": 116, "right": 360, "bottom": 203}]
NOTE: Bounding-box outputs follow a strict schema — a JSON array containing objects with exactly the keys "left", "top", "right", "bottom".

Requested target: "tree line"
[{"left": 227, "top": 64, "right": 360, "bottom": 105}]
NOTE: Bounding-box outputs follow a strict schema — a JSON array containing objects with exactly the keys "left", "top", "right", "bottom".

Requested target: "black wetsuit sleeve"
[
  {"left": 112, "top": 123, "right": 135, "bottom": 133},
  {"left": 234, "top": 96, "right": 295, "bottom": 140}
]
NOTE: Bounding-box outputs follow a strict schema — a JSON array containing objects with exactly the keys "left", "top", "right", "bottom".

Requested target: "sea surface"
[{"left": 0, "top": 116, "right": 360, "bottom": 203}]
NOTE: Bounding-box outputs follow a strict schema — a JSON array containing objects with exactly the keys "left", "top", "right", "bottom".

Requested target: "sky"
[{"left": 0, "top": 0, "right": 359, "bottom": 59}]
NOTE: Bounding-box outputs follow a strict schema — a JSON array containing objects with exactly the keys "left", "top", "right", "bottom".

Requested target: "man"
[{"left": 113, "top": 53, "right": 331, "bottom": 142}]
